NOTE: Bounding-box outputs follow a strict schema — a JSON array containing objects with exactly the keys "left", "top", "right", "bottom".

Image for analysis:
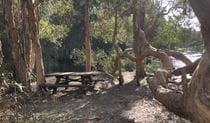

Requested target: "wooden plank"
[
  {"left": 45, "top": 71, "right": 105, "bottom": 77},
  {"left": 70, "top": 71, "right": 103, "bottom": 76},
  {"left": 45, "top": 72, "right": 74, "bottom": 77},
  {"left": 43, "top": 83, "right": 86, "bottom": 88}
]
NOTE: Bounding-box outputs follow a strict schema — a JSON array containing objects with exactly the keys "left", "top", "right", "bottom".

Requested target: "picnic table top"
[{"left": 45, "top": 71, "right": 105, "bottom": 77}]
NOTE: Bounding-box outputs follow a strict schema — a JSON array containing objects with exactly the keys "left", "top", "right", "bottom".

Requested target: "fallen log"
[{"left": 147, "top": 76, "right": 188, "bottom": 118}]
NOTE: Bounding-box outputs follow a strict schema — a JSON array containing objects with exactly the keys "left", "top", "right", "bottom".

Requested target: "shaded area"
[{"left": 22, "top": 72, "right": 189, "bottom": 123}]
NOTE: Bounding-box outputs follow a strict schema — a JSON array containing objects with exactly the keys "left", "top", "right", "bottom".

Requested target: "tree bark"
[
  {"left": 4, "top": 0, "right": 30, "bottom": 88},
  {"left": 27, "top": 0, "right": 46, "bottom": 85},
  {"left": 0, "top": 40, "right": 4, "bottom": 88},
  {"left": 84, "top": 0, "right": 92, "bottom": 72},
  {"left": 183, "top": 1, "right": 210, "bottom": 120},
  {"left": 111, "top": 1, "right": 125, "bottom": 85},
  {"left": 146, "top": 0, "right": 210, "bottom": 121},
  {"left": 4, "top": 0, "right": 45, "bottom": 89},
  {"left": 133, "top": 10, "right": 146, "bottom": 85}
]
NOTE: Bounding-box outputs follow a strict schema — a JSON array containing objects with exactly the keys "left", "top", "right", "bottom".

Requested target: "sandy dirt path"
[{"left": 16, "top": 72, "right": 190, "bottom": 123}]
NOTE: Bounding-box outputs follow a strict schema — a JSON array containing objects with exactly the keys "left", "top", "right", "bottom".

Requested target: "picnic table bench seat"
[{"left": 43, "top": 71, "right": 113, "bottom": 94}]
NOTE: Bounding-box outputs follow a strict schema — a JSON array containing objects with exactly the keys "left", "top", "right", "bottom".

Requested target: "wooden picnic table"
[{"left": 44, "top": 71, "right": 113, "bottom": 94}]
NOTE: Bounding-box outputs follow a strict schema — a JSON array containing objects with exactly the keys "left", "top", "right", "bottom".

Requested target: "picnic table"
[{"left": 44, "top": 71, "right": 113, "bottom": 94}]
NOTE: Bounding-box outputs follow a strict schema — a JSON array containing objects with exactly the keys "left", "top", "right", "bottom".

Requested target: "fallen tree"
[
  {"left": 119, "top": 0, "right": 210, "bottom": 121},
  {"left": 148, "top": 0, "right": 210, "bottom": 121}
]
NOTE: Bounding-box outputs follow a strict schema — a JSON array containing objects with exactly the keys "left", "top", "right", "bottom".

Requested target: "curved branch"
[
  {"left": 164, "top": 50, "right": 192, "bottom": 65},
  {"left": 133, "top": 46, "right": 173, "bottom": 70},
  {"left": 147, "top": 76, "right": 189, "bottom": 118},
  {"left": 172, "top": 58, "right": 201, "bottom": 76}
]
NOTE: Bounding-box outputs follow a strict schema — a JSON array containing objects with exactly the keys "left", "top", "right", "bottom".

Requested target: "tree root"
[{"left": 147, "top": 76, "right": 190, "bottom": 118}]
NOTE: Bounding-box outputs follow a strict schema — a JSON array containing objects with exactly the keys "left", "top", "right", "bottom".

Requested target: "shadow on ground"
[{"left": 23, "top": 72, "right": 190, "bottom": 123}]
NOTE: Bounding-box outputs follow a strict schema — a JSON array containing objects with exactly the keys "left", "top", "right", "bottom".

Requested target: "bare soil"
[{"left": 0, "top": 72, "right": 190, "bottom": 123}]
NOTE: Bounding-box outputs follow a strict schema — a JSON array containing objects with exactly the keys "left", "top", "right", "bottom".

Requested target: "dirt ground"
[{"left": 0, "top": 72, "right": 190, "bottom": 123}]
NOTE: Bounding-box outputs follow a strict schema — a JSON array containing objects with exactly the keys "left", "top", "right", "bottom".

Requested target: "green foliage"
[
  {"left": 92, "top": 1, "right": 133, "bottom": 44},
  {"left": 37, "top": 0, "right": 203, "bottom": 74},
  {"left": 39, "top": 19, "right": 69, "bottom": 42},
  {"left": 93, "top": 49, "right": 113, "bottom": 72},
  {"left": 154, "top": 18, "right": 182, "bottom": 49},
  {"left": 41, "top": 0, "right": 73, "bottom": 21},
  {"left": 42, "top": 40, "right": 60, "bottom": 72},
  {"left": 70, "top": 48, "right": 86, "bottom": 65},
  {"left": 122, "top": 59, "right": 135, "bottom": 72},
  {"left": 39, "top": 0, "right": 73, "bottom": 42},
  {"left": 0, "top": 64, "right": 16, "bottom": 84},
  {"left": 145, "top": 58, "right": 161, "bottom": 73},
  {"left": 154, "top": 17, "right": 202, "bottom": 51},
  {"left": 0, "top": 64, "right": 14, "bottom": 78},
  {"left": 29, "top": 73, "right": 37, "bottom": 83},
  {"left": 70, "top": 48, "right": 114, "bottom": 72}
]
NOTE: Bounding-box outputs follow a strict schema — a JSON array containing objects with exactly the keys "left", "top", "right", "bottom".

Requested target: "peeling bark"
[
  {"left": 4, "top": 0, "right": 30, "bottom": 88},
  {"left": 27, "top": 0, "right": 46, "bottom": 85},
  {"left": 4, "top": 0, "right": 46, "bottom": 89},
  {"left": 84, "top": 0, "right": 92, "bottom": 72}
]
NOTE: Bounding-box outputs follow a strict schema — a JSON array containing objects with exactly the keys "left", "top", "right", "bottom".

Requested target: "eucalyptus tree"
[
  {"left": 84, "top": 0, "right": 92, "bottom": 72},
  {"left": 147, "top": 0, "right": 210, "bottom": 121},
  {"left": 121, "top": 0, "right": 210, "bottom": 121},
  {"left": 4, "top": 0, "right": 45, "bottom": 89}
]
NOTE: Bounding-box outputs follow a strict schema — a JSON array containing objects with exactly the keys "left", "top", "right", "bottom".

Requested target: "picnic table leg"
[
  {"left": 81, "top": 75, "right": 94, "bottom": 92},
  {"left": 81, "top": 76, "right": 86, "bottom": 86},
  {"left": 64, "top": 76, "right": 70, "bottom": 90},
  {"left": 88, "top": 75, "right": 95, "bottom": 91},
  {"left": 53, "top": 76, "right": 61, "bottom": 94},
  {"left": 87, "top": 75, "right": 93, "bottom": 85},
  {"left": 81, "top": 75, "right": 92, "bottom": 85}
]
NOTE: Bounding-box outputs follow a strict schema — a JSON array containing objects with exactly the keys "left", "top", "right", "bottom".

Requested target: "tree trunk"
[
  {"left": 4, "top": 0, "right": 45, "bottom": 89},
  {"left": 27, "top": 0, "right": 46, "bottom": 85},
  {"left": 147, "top": 0, "right": 210, "bottom": 121},
  {"left": 84, "top": 0, "right": 92, "bottom": 72},
  {"left": 183, "top": 1, "right": 210, "bottom": 120},
  {"left": 0, "top": 40, "right": 4, "bottom": 88},
  {"left": 133, "top": 10, "right": 146, "bottom": 85},
  {"left": 111, "top": 1, "right": 125, "bottom": 85},
  {"left": 4, "top": 0, "right": 30, "bottom": 88}
]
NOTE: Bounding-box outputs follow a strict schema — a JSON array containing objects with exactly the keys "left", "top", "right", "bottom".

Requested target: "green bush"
[
  {"left": 70, "top": 48, "right": 114, "bottom": 72},
  {"left": 122, "top": 59, "right": 135, "bottom": 72},
  {"left": 145, "top": 58, "right": 161, "bottom": 73},
  {"left": 0, "top": 64, "right": 15, "bottom": 82}
]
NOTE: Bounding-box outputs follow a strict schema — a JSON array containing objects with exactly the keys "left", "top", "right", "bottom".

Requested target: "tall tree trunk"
[
  {"left": 0, "top": 40, "right": 3, "bottom": 88},
  {"left": 183, "top": 0, "right": 210, "bottom": 121},
  {"left": 111, "top": 1, "right": 124, "bottom": 85},
  {"left": 133, "top": 10, "right": 146, "bottom": 85},
  {"left": 84, "top": 0, "right": 92, "bottom": 72},
  {"left": 27, "top": 0, "right": 45, "bottom": 85},
  {"left": 4, "top": 0, "right": 30, "bottom": 88},
  {"left": 4, "top": 0, "right": 45, "bottom": 89},
  {"left": 1, "top": 0, "right": 12, "bottom": 64}
]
